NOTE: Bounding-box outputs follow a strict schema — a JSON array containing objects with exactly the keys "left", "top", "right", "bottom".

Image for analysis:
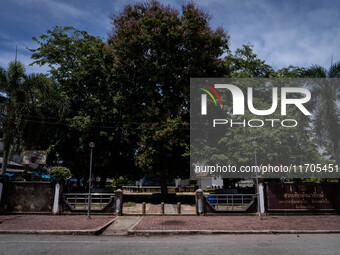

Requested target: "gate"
[
  {"left": 204, "top": 194, "right": 257, "bottom": 212},
  {"left": 62, "top": 193, "right": 115, "bottom": 212}
]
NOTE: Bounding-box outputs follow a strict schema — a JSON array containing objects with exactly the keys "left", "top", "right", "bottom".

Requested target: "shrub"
[
  {"left": 49, "top": 166, "right": 71, "bottom": 180},
  {"left": 112, "top": 176, "right": 135, "bottom": 186}
]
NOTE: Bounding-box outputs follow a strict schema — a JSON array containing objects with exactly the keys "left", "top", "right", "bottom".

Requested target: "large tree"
[
  {"left": 192, "top": 45, "right": 321, "bottom": 182},
  {"left": 304, "top": 62, "right": 340, "bottom": 166},
  {"left": 28, "top": 26, "right": 134, "bottom": 184},
  {"left": 0, "top": 61, "right": 66, "bottom": 174},
  {"left": 108, "top": 0, "right": 229, "bottom": 194}
]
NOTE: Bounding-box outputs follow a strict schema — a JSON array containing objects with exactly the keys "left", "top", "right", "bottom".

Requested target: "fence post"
[
  {"left": 52, "top": 181, "right": 64, "bottom": 215},
  {"left": 0, "top": 176, "right": 6, "bottom": 211},
  {"left": 114, "top": 189, "right": 123, "bottom": 216},
  {"left": 259, "top": 180, "right": 265, "bottom": 214},
  {"left": 161, "top": 202, "right": 165, "bottom": 214},
  {"left": 142, "top": 202, "right": 146, "bottom": 215},
  {"left": 195, "top": 189, "right": 204, "bottom": 216},
  {"left": 177, "top": 202, "right": 181, "bottom": 214}
]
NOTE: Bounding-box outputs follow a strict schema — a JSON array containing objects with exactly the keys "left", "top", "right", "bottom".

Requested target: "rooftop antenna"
[
  {"left": 15, "top": 45, "right": 18, "bottom": 64},
  {"left": 330, "top": 54, "right": 333, "bottom": 67}
]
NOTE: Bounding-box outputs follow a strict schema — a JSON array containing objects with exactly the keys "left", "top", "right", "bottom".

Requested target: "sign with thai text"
[{"left": 267, "top": 183, "right": 340, "bottom": 210}]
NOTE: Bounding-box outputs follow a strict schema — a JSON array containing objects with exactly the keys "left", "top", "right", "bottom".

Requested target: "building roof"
[{"left": 0, "top": 157, "right": 24, "bottom": 168}]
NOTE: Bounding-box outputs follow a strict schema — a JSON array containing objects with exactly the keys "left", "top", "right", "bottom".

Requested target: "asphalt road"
[{"left": 0, "top": 234, "right": 339, "bottom": 255}]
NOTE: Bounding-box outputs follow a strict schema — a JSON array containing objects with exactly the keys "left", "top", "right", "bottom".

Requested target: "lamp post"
[
  {"left": 87, "top": 142, "right": 95, "bottom": 220},
  {"left": 252, "top": 141, "right": 262, "bottom": 220},
  {"left": 56, "top": 153, "right": 60, "bottom": 166}
]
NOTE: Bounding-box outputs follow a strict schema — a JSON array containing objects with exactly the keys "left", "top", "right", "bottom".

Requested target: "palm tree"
[
  {"left": 0, "top": 61, "right": 67, "bottom": 175},
  {"left": 304, "top": 61, "right": 340, "bottom": 166},
  {"left": 0, "top": 61, "right": 25, "bottom": 175}
]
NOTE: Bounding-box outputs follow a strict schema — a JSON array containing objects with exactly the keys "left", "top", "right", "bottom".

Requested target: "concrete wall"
[
  {"left": 0, "top": 181, "right": 55, "bottom": 213},
  {"left": 198, "top": 177, "right": 212, "bottom": 189}
]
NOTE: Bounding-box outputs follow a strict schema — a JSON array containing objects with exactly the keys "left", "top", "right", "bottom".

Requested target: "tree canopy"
[
  {"left": 304, "top": 63, "right": 340, "bottom": 165},
  {"left": 0, "top": 61, "right": 67, "bottom": 174},
  {"left": 107, "top": 0, "right": 230, "bottom": 193},
  {"left": 0, "top": 0, "right": 337, "bottom": 188}
]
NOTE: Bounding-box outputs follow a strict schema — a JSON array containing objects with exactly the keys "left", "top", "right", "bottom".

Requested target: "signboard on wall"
[
  {"left": 267, "top": 183, "right": 340, "bottom": 211},
  {"left": 22, "top": 151, "right": 47, "bottom": 165}
]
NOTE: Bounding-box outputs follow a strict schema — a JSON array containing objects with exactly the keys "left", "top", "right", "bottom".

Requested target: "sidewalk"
[
  {"left": 0, "top": 215, "right": 115, "bottom": 235},
  {"left": 0, "top": 215, "right": 339, "bottom": 235},
  {"left": 129, "top": 215, "right": 340, "bottom": 235}
]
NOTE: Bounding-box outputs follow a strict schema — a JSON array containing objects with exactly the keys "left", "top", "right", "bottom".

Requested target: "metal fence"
[
  {"left": 204, "top": 194, "right": 257, "bottom": 212},
  {"left": 62, "top": 193, "right": 115, "bottom": 211}
]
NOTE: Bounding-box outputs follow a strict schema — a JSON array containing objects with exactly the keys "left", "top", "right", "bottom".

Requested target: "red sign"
[{"left": 267, "top": 183, "right": 340, "bottom": 211}]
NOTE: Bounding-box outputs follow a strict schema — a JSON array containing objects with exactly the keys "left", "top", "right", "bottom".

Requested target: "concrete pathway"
[
  {"left": 165, "top": 204, "right": 175, "bottom": 214},
  {"left": 102, "top": 216, "right": 142, "bottom": 236}
]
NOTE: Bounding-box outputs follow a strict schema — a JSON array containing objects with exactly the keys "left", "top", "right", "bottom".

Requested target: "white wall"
[
  {"left": 212, "top": 176, "right": 223, "bottom": 187},
  {"left": 198, "top": 177, "right": 212, "bottom": 189}
]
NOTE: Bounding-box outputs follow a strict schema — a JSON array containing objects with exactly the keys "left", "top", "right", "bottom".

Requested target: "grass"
[{"left": 123, "top": 202, "right": 136, "bottom": 207}]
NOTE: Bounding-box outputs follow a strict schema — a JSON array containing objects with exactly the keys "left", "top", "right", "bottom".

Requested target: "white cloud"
[
  {"left": 200, "top": 0, "right": 340, "bottom": 69},
  {"left": 12, "top": 0, "right": 86, "bottom": 19},
  {"left": 2, "top": 0, "right": 340, "bottom": 71}
]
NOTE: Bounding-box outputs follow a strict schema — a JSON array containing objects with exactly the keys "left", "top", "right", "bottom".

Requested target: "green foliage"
[
  {"left": 225, "top": 44, "right": 274, "bottom": 78},
  {"left": 3, "top": 1, "right": 333, "bottom": 186},
  {"left": 112, "top": 176, "right": 135, "bottom": 186},
  {"left": 304, "top": 62, "right": 340, "bottom": 166},
  {"left": 191, "top": 45, "right": 322, "bottom": 171},
  {"left": 109, "top": 0, "right": 229, "bottom": 193},
  {"left": 123, "top": 202, "right": 136, "bottom": 207},
  {"left": 275, "top": 65, "right": 306, "bottom": 78},
  {"left": 188, "top": 178, "right": 197, "bottom": 185},
  {"left": 49, "top": 166, "right": 71, "bottom": 180},
  {"left": 0, "top": 61, "right": 67, "bottom": 174},
  {"left": 191, "top": 78, "right": 322, "bottom": 173},
  {"left": 28, "top": 26, "right": 134, "bottom": 181}
]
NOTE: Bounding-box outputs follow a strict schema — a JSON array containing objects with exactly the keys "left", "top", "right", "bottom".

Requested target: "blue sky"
[{"left": 0, "top": 0, "right": 339, "bottom": 73}]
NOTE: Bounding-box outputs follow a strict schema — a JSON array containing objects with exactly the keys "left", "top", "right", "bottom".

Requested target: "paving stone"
[
  {"left": 133, "top": 215, "right": 340, "bottom": 231},
  {"left": 0, "top": 215, "right": 115, "bottom": 231}
]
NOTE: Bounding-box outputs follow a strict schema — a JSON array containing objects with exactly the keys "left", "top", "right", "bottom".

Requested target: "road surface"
[{"left": 0, "top": 234, "right": 338, "bottom": 255}]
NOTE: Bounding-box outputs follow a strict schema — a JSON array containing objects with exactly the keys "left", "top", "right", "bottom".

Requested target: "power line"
[{"left": 18, "top": 118, "right": 190, "bottom": 130}]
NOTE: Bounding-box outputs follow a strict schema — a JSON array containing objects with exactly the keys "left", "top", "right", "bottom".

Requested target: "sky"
[{"left": 0, "top": 0, "right": 339, "bottom": 74}]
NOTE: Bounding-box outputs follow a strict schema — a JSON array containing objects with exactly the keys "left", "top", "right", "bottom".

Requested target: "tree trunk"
[
  {"left": 1, "top": 143, "right": 10, "bottom": 175},
  {"left": 333, "top": 141, "right": 340, "bottom": 167},
  {"left": 99, "top": 173, "right": 107, "bottom": 188},
  {"left": 24, "top": 165, "right": 29, "bottom": 181},
  {"left": 76, "top": 177, "right": 81, "bottom": 192},
  {"left": 160, "top": 170, "right": 168, "bottom": 195}
]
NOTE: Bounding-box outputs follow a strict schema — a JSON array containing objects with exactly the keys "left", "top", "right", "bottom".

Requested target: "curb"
[
  {"left": 123, "top": 213, "right": 196, "bottom": 216},
  {"left": 128, "top": 229, "right": 340, "bottom": 236},
  {"left": 0, "top": 218, "right": 117, "bottom": 236}
]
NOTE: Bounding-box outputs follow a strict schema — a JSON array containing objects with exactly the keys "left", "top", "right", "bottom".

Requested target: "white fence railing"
[
  {"left": 63, "top": 193, "right": 115, "bottom": 211},
  {"left": 204, "top": 194, "right": 256, "bottom": 212}
]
